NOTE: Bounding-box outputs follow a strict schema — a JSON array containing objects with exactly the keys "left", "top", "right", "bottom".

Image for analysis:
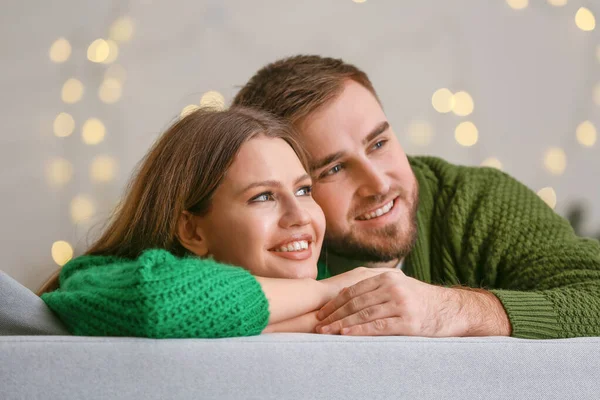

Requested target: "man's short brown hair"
[{"left": 232, "top": 55, "right": 379, "bottom": 125}]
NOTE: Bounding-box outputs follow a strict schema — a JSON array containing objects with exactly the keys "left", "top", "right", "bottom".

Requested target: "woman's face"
[{"left": 196, "top": 136, "right": 325, "bottom": 279}]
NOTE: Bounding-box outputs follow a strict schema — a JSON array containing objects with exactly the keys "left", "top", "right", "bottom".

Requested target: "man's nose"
[
  {"left": 279, "top": 198, "right": 312, "bottom": 228},
  {"left": 356, "top": 161, "right": 390, "bottom": 197}
]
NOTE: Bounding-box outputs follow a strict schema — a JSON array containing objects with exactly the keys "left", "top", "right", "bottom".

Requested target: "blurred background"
[{"left": 1, "top": 0, "right": 599, "bottom": 290}]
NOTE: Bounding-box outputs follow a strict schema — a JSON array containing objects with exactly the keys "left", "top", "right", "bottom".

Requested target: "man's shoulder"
[{"left": 408, "top": 155, "right": 515, "bottom": 192}]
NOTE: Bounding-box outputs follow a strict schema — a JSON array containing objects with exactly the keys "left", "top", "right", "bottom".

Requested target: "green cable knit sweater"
[{"left": 42, "top": 156, "right": 600, "bottom": 339}]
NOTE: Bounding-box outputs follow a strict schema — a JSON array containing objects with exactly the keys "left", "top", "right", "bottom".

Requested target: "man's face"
[{"left": 299, "top": 80, "right": 419, "bottom": 262}]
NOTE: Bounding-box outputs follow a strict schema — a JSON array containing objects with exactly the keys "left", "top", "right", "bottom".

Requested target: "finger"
[
  {"left": 316, "top": 302, "right": 396, "bottom": 335},
  {"left": 317, "top": 275, "right": 383, "bottom": 321},
  {"left": 315, "top": 290, "right": 389, "bottom": 332},
  {"left": 340, "top": 317, "right": 402, "bottom": 336}
]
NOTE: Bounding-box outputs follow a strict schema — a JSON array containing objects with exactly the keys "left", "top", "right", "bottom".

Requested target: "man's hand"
[{"left": 314, "top": 269, "right": 512, "bottom": 337}]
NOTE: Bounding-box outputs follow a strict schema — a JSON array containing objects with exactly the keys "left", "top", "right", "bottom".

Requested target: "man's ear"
[{"left": 177, "top": 211, "right": 210, "bottom": 257}]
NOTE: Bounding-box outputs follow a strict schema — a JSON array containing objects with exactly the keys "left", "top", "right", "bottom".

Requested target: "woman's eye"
[
  {"left": 251, "top": 192, "right": 274, "bottom": 202},
  {"left": 295, "top": 185, "right": 312, "bottom": 196}
]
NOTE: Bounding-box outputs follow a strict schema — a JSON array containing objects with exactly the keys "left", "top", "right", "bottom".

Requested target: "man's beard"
[{"left": 323, "top": 182, "right": 419, "bottom": 263}]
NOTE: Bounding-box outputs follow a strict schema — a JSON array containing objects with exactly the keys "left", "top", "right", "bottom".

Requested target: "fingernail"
[
  {"left": 341, "top": 328, "right": 349, "bottom": 335},
  {"left": 320, "top": 325, "right": 330, "bottom": 333},
  {"left": 316, "top": 311, "right": 324, "bottom": 320}
]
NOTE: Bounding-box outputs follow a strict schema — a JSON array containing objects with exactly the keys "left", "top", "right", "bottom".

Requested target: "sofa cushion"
[
  {"left": 0, "top": 271, "right": 69, "bottom": 335},
  {"left": 1, "top": 334, "right": 599, "bottom": 399}
]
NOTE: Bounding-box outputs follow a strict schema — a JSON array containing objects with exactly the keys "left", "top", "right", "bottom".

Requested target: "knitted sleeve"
[
  {"left": 441, "top": 164, "right": 600, "bottom": 339},
  {"left": 41, "top": 249, "right": 270, "bottom": 338}
]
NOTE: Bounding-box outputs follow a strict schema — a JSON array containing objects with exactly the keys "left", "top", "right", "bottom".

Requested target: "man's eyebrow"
[
  {"left": 309, "top": 151, "right": 346, "bottom": 172},
  {"left": 239, "top": 174, "right": 310, "bottom": 195},
  {"left": 362, "top": 121, "right": 390, "bottom": 145}
]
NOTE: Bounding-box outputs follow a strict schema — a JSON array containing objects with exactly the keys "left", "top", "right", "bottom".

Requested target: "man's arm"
[{"left": 314, "top": 165, "right": 600, "bottom": 338}]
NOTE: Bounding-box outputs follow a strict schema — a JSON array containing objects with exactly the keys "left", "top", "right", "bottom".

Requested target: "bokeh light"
[
  {"left": 575, "top": 7, "right": 595, "bottom": 31},
  {"left": 49, "top": 38, "right": 71, "bottom": 63},
  {"left": 506, "top": 0, "right": 528, "bottom": 10},
  {"left": 407, "top": 121, "right": 434, "bottom": 146},
  {"left": 46, "top": 158, "right": 73, "bottom": 187},
  {"left": 431, "top": 88, "right": 455, "bottom": 113},
  {"left": 53, "top": 112, "right": 75, "bottom": 138},
  {"left": 451, "top": 91, "right": 474, "bottom": 117},
  {"left": 70, "top": 195, "right": 96, "bottom": 224},
  {"left": 454, "top": 121, "right": 479, "bottom": 147},
  {"left": 51, "top": 241, "right": 73, "bottom": 266},
  {"left": 87, "top": 39, "right": 110, "bottom": 63},
  {"left": 547, "top": 0, "right": 567, "bottom": 6},
  {"left": 61, "top": 78, "right": 84, "bottom": 104},
  {"left": 82, "top": 118, "right": 106, "bottom": 145},
  {"left": 537, "top": 187, "right": 557, "bottom": 209},
  {"left": 481, "top": 157, "right": 503, "bottom": 170},
  {"left": 101, "top": 40, "right": 119, "bottom": 64},
  {"left": 109, "top": 17, "right": 134, "bottom": 42},
  {"left": 576, "top": 121, "right": 597, "bottom": 147},
  {"left": 181, "top": 104, "right": 200, "bottom": 118},
  {"left": 98, "top": 78, "right": 122, "bottom": 104},
  {"left": 200, "top": 91, "right": 226, "bottom": 110},
  {"left": 90, "top": 155, "right": 118, "bottom": 182},
  {"left": 543, "top": 147, "right": 567, "bottom": 175}
]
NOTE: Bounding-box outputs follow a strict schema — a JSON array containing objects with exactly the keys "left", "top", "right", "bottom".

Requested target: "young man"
[{"left": 233, "top": 55, "right": 600, "bottom": 339}]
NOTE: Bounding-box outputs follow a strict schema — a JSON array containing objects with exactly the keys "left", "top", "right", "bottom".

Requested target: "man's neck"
[{"left": 323, "top": 250, "right": 400, "bottom": 276}]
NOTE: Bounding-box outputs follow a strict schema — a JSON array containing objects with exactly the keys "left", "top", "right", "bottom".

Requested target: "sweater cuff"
[{"left": 488, "top": 289, "right": 561, "bottom": 339}]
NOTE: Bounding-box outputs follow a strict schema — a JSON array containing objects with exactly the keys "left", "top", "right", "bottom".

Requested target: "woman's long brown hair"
[{"left": 85, "top": 106, "right": 309, "bottom": 259}]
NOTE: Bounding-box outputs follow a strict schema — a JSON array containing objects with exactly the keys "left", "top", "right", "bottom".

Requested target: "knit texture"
[
  {"left": 400, "top": 156, "right": 600, "bottom": 339},
  {"left": 42, "top": 249, "right": 269, "bottom": 338}
]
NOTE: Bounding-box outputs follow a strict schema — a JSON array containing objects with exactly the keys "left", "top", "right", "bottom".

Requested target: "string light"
[
  {"left": 481, "top": 157, "right": 503, "bottom": 170},
  {"left": 46, "top": 158, "right": 73, "bottom": 187},
  {"left": 451, "top": 91, "right": 474, "bottom": 117},
  {"left": 49, "top": 38, "right": 71, "bottom": 63},
  {"left": 90, "top": 155, "right": 118, "bottom": 182},
  {"left": 82, "top": 118, "right": 106, "bottom": 145},
  {"left": 455, "top": 121, "right": 479, "bottom": 147},
  {"left": 575, "top": 7, "right": 595, "bottom": 31},
  {"left": 51, "top": 241, "right": 73, "bottom": 266},
  {"left": 506, "top": 0, "right": 528, "bottom": 10},
  {"left": 407, "top": 121, "right": 434, "bottom": 146},
  {"left": 87, "top": 39, "right": 110, "bottom": 63},
  {"left": 98, "top": 78, "right": 122, "bottom": 104},
  {"left": 70, "top": 195, "right": 95, "bottom": 224},
  {"left": 200, "top": 91, "right": 226, "bottom": 110},
  {"left": 576, "top": 121, "right": 597, "bottom": 147},
  {"left": 431, "top": 88, "right": 455, "bottom": 113},
  {"left": 537, "top": 187, "right": 557, "bottom": 209},
  {"left": 53, "top": 112, "right": 75, "bottom": 137},
  {"left": 109, "top": 17, "right": 134, "bottom": 42},
  {"left": 543, "top": 147, "right": 567, "bottom": 175},
  {"left": 61, "top": 78, "right": 84, "bottom": 104}
]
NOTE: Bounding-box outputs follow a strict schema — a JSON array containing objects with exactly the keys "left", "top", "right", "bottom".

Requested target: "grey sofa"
[{"left": 2, "top": 270, "right": 600, "bottom": 400}]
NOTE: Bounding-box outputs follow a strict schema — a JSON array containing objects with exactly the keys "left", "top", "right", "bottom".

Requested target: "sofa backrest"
[{"left": 0, "top": 270, "right": 69, "bottom": 335}]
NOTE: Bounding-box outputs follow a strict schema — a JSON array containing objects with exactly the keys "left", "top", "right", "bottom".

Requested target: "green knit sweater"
[{"left": 42, "top": 156, "right": 600, "bottom": 339}]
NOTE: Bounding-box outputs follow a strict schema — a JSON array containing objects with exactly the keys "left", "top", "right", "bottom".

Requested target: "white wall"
[{"left": 1, "top": 0, "right": 598, "bottom": 290}]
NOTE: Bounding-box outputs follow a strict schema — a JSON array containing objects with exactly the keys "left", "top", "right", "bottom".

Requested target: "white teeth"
[
  {"left": 274, "top": 240, "right": 309, "bottom": 252},
  {"left": 358, "top": 200, "right": 394, "bottom": 221}
]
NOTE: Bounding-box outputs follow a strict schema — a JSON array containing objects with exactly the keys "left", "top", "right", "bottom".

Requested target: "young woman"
[{"left": 42, "top": 107, "right": 382, "bottom": 338}]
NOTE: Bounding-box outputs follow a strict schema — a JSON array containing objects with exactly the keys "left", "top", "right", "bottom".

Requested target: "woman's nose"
[{"left": 279, "top": 199, "right": 311, "bottom": 229}]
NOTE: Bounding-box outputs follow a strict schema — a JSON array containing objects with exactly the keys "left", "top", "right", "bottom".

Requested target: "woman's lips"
[{"left": 269, "top": 244, "right": 313, "bottom": 260}]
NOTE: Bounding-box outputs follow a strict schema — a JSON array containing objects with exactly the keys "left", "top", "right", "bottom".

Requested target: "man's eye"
[
  {"left": 372, "top": 140, "right": 387, "bottom": 150},
  {"left": 323, "top": 164, "right": 343, "bottom": 177},
  {"left": 295, "top": 185, "right": 312, "bottom": 196},
  {"left": 250, "top": 192, "right": 274, "bottom": 202}
]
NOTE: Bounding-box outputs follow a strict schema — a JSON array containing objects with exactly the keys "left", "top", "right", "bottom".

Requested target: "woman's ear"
[{"left": 177, "top": 211, "right": 210, "bottom": 257}]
